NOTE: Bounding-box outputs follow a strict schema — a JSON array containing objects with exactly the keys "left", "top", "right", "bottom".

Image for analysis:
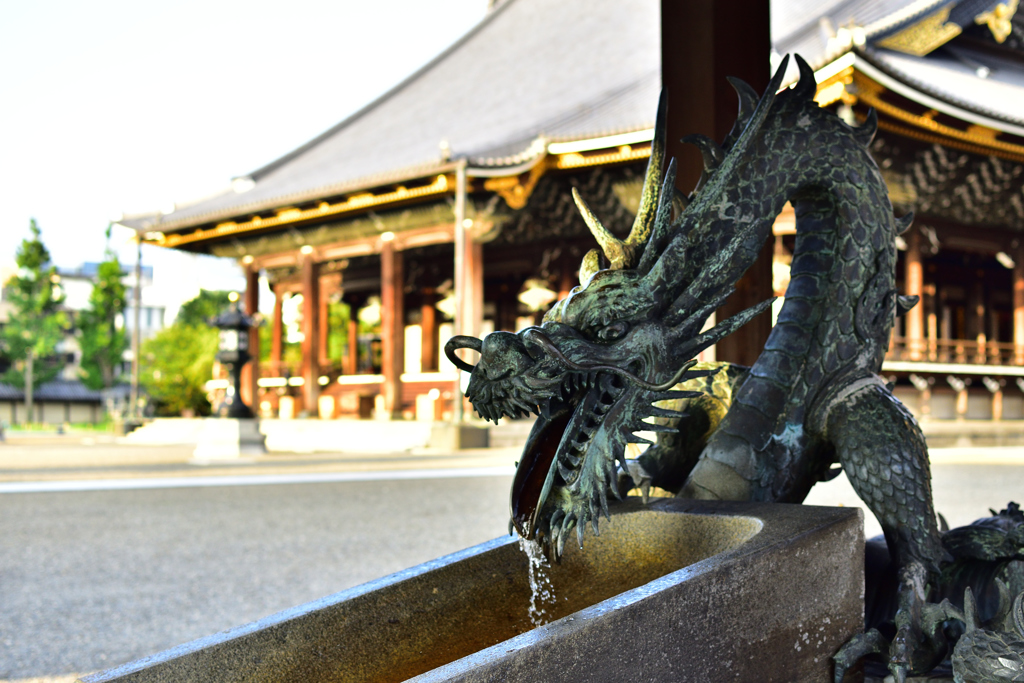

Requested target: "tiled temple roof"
[
  {"left": 121, "top": 0, "right": 1024, "bottom": 240},
  {"left": 121, "top": 0, "right": 661, "bottom": 234}
]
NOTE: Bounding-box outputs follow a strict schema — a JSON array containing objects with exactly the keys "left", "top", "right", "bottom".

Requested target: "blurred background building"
[
  {"left": 0, "top": 258, "right": 204, "bottom": 425},
  {"left": 116, "top": 0, "right": 1024, "bottom": 432}
]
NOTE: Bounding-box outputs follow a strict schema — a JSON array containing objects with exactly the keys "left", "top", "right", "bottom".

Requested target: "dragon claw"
[{"left": 832, "top": 628, "right": 886, "bottom": 683}]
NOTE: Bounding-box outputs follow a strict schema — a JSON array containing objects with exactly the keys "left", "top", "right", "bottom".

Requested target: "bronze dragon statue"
[{"left": 445, "top": 55, "right": 1016, "bottom": 680}]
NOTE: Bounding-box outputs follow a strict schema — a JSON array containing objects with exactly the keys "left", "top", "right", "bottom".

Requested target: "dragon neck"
[{"left": 674, "top": 95, "right": 897, "bottom": 446}]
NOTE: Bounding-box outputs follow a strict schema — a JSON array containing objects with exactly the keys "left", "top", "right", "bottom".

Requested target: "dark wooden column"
[
  {"left": 496, "top": 288, "right": 520, "bottom": 333},
  {"left": 381, "top": 239, "right": 405, "bottom": 418},
  {"left": 301, "top": 257, "right": 321, "bottom": 412},
  {"left": 270, "top": 288, "right": 284, "bottom": 374},
  {"left": 662, "top": 0, "right": 772, "bottom": 366},
  {"left": 421, "top": 289, "right": 438, "bottom": 372},
  {"left": 558, "top": 250, "right": 575, "bottom": 300},
  {"left": 1015, "top": 243, "right": 1024, "bottom": 364},
  {"left": 905, "top": 229, "right": 924, "bottom": 360},
  {"left": 241, "top": 266, "right": 260, "bottom": 410}
]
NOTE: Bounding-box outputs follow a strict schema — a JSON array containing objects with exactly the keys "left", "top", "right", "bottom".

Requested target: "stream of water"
[{"left": 518, "top": 537, "right": 557, "bottom": 626}]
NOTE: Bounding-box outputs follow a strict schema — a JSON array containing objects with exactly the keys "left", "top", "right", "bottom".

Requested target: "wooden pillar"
[
  {"left": 905, "top": 229, "right": 924, "bottom": 360},
  {"left": 940, "top": 285, "right": 951, "bottom": 362},
  {"left": 421, "top": 290, "right": 438, "bottom": 372},
  {"left": 381, "top": 239, "right": 404, "bottom": 419},
  {"left": 972, "top": 281, "right": 986, "bottom": 363},
  {"left": 318, "top": 280, "right": 331, "bottom": 369},
  {"left": 301, "top": 257, "right": 321, "bottom": 413},
  {"left": 1014, "top": 243, "right": 1024, "bottom": 364},
  {"left": 948, "top": 376, "right": 968, "bottom": 420},
  {"left": 241, "top": 267, "right": 260, "bottom": 411},
  {"left": 271, "top": 289, "right": 284, "bottom": 374},
  {"left": 347, "top": 305, "right": 359, "bottom": 375},
  {"left": 501, "top": 286, "right": 523, "bottom": 332},
  {"left": 465, "top": 241, "right": 484, "bottom": 339},
  {"left": 662, "top": 0, "right": 772, "bottom": 366}
]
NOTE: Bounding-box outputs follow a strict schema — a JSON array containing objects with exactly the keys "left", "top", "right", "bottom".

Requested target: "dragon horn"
[
  {"left": 572, "top": 189, "right": 627, "bottom": 270},
  {"left": 625, "top": 90, "right": 668, "bottom": 251},
  {"left": 574, "top": 91, "right": 668, "bottom": 282},
  {"left": 637, "top": 156, "right": 678, "bottom": 274},
  {"left": 578, "top": 248, "right": 602, "bottom": 285}
]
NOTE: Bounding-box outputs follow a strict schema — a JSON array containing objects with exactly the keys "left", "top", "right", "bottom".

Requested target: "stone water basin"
[{"left": 81, "top": 499, "right": 863, "bottom": 683}]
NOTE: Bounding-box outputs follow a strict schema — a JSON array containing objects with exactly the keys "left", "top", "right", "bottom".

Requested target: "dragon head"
[{"left": 445, "top": 58, "right": 796, "bottom": 556}]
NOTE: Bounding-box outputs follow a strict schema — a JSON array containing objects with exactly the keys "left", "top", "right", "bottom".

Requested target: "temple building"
[
  {"left": 119, "top": 0, "right": 1024, "bottom": 426},
  {"left": 776, "top": 0, "right": 1024, "bottom": 423}
]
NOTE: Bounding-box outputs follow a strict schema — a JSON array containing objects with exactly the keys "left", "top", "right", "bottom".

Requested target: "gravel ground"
[{"left": 0, "top": 476, "right": 513, "bottom": 680}]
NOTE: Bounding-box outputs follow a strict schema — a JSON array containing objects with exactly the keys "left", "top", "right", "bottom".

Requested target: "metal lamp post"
[{"left": 211, "top": 294, "right": 256, "bottom": 419}]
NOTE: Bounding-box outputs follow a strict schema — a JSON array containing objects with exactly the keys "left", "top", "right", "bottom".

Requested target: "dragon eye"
[{"left": 596, "top": 322, "right": 629, "bottom": 342}]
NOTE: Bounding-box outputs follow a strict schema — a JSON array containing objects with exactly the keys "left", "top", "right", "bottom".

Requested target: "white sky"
[{"left": 0, "top": 0, "right": 489, "bottom": 290}]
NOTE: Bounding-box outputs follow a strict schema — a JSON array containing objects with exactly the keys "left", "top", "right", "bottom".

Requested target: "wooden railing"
[{"left": 887, "top": 336, "right": 1021, "bottom": 366}]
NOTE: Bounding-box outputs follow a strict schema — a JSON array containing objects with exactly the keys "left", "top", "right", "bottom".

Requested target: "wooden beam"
[{"left": 250, "top": 223, "right": 456, "bottom": 272}]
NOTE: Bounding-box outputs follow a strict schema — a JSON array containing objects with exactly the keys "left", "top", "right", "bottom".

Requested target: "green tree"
[
  {"left": 140, "top": 323, "right": 218, "bottom": 416},
  {"left": 140, "top": 289, "right": 233, "bottom": 416},
  {"left": 1, "top": 220, "right": 69, "bottom": 419},
  {"left": 78, "top": 226, "right": 128, "bottom": 390},
  {"left": 175, "top": 289, "right": 232, "bottom": 326}
]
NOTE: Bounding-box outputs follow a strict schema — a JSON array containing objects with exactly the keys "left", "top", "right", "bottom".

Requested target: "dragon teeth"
[
  {"left": 557, "top": 460, "right": 575, "bottom": 482},
  {"left": 642, "top": 422, "right": 678, "bottom": 434},
  {"left": 647, "top": 406, "right": 686, "bottom": 419}
]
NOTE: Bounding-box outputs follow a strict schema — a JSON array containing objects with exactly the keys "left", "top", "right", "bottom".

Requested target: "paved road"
[
  {"left": 3, "top": 448, "right": 1024, "bottom": 681},
  {"left": 0, "top": 476, "right": 513, "bottom": 681},
  {"left": 0, "top": 440, "right": 518, "bottom": 483},
  {"left": 806, "top": 461, "right": 1024, "bottom": 539}
]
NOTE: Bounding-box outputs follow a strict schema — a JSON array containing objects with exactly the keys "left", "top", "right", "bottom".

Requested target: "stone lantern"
[
  {"left": 211, "top": 294, "right": 256, "bottom": 419},
  {"left": 193, "top": 293, "right": 267, "bottom": 460}
]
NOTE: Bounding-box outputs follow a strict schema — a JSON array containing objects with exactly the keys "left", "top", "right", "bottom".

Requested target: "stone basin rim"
[{"left": 79, "top": 499, "right": 862, "bottom": 683}]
